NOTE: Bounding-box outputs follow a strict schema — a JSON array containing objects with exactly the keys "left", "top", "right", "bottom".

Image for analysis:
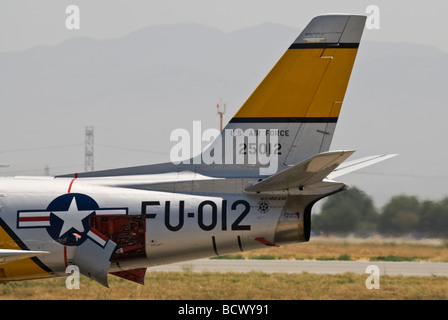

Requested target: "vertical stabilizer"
[{"left": 221, "top": 14, "right": 366, "bottom": 171}]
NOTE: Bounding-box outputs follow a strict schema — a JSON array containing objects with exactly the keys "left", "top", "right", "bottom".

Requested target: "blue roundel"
[{"left": 46, "top": 193, "right": 99, "bottom": 246}]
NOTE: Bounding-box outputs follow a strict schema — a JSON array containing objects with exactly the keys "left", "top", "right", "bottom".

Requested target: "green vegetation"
[
  {"left": 316, "top": 254, "right": 351, "bottom": 261},
  {"left": 251, "top": 254, "right": 277, "bottom": 260},
  {"left": 370, "top": 255, "right": 424, "bottom": 262},
  {"left": 312, "top": 187, "right": 448, "bottom": 238},
  {"left": 211, "top": 254, "right": 245, "bottom": 260}
]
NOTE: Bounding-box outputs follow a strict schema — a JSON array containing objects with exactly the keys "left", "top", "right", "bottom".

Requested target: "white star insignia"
[{"left": 51, "top": 197, "right": 94, "bottom": 237}]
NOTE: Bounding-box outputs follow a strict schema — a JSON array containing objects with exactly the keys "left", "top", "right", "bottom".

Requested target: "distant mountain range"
[{"left": 1, "top": 23, "right": 447, "bottom": 206}]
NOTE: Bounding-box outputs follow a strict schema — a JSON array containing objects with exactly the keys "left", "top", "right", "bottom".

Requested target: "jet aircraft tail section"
[
  {"left": 58, "top": 14, "right": 369, "bottom": 179},
  {"left": 221, "top": 14, "right": 366, "bottom": 170}
]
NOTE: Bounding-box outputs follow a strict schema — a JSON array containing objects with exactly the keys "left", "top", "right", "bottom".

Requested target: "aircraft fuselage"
[{"left": 0, "top": 175, "right": 313, "bottom": 284}]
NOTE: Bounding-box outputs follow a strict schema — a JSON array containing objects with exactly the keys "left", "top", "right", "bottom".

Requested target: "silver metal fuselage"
[{"left": 0, "top": 172, "right": 333, "bottom": 279}]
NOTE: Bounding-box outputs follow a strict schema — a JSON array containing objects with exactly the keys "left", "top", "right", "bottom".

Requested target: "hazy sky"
[
  {"left": 1, "top": 0, "right": 448, "bottom": 53},
  {"left": 1, "top": 1, "right": 447, "bottom": 207}
]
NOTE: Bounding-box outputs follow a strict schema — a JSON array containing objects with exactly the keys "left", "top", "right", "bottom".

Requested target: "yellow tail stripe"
[{"left": 233, "top": 47, "right": 358, "bottom": 119}]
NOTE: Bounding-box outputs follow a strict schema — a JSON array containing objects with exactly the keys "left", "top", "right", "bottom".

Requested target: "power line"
[
  {"left": 0, "top": 164, "right": 82, "bottom": 176},
  {"left": 0, "top": 144, "right": 83, "bottom": 154},
  {"left": 96, "top": 143, "right": 168, "bottom": 156}
]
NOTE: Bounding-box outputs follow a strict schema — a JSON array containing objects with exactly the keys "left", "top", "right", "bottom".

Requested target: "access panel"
[{"left": 89, "top": 214, "right": 146, "bottom": 262}]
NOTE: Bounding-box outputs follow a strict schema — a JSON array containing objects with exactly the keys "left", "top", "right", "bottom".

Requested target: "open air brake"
[{"left": 73, "top": 214, "right": 147, "bottom": 287}]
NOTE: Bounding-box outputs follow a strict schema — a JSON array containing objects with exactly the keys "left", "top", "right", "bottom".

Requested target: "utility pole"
[
  {"left": 85, "top": 126, "right": 94, "bottom": 172},
  {"left": 216, "top": 101, "right": 226, "bottom": 132}
]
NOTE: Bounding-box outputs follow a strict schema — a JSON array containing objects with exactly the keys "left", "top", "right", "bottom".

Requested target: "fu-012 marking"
[{"left": 141, "top": 199, "right": 252, "bottom": 232}]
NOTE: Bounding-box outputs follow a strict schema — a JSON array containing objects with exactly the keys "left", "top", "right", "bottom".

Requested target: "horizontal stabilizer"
[
  {"left": 327, "top": 154, "right": 398, "bottom": 179},
  {"left": 245, "top": 150, "right": 355, "bottom": 192},
  {"left": 0, "top": 249, "right": 49, "bottom": 265}
]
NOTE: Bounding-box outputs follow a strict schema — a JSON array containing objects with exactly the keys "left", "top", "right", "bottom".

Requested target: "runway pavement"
[{"left": 147, "top": 259, "right": 448, "bottom": 277}]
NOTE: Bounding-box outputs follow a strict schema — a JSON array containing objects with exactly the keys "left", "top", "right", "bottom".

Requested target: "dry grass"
[
  {"left": 1, "top": 272, "right": 447, "bottom": 300},
  {"left": 1, "top": 237, "right": 447, "bottom": 300},
  {"left": 231, "top": 237, "right": 448, "bottom": 262}
]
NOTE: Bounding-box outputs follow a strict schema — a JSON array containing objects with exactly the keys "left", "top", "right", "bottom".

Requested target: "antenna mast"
[
  {"left": 216, "top": 100, "right": 226, "bottom": 131},
  {"left": 85, "top": 126, "right": 94, "bottom": 172}
]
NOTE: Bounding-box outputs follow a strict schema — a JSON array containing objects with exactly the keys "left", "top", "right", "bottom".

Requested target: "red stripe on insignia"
[{"left": 19, "top": 216, "right": 50, "bottom": 222}]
